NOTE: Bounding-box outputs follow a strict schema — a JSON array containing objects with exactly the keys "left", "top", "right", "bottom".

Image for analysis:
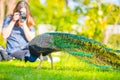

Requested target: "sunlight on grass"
[{"left": 0, "top": 52, "right": 120, "bottom": 80}]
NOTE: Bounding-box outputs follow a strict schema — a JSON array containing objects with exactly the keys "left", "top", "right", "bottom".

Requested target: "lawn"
[{"left": 0, "top": 52, "right": 119, "bottom": 80}]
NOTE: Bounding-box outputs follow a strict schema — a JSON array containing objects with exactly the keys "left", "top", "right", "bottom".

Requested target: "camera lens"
[{"left": 19, "top": 11, "right": 26, "bottom": 22}]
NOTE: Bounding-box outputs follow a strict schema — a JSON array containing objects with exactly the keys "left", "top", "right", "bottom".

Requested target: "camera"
[{"left": 19, "top": 11, "right": 26, "bottom": 22}]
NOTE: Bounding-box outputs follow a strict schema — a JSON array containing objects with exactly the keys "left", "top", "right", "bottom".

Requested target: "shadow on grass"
[
  {"left": 0, "top": 61, "right": 120, "bottom": 80},
  {"left": 0, "top": 61, "right": 117, "bottom": 72},
  {"left": 0, "top": 63, "right": 82, "bottom": 80}
]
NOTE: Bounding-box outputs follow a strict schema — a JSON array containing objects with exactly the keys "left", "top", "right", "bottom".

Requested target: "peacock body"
[{"left": 29, "top": 32, "right": 120, "bottom": 69}]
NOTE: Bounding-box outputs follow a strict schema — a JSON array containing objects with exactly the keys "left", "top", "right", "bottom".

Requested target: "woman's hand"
[
  {"left": 19, "top": 20, "right": 27, "bottom": 27},
  {"left": 2, "top": 13, "right": 19, "bottom": 39},
  {"left": 12, "top": 12, "right": 20, "bottom": 22}
]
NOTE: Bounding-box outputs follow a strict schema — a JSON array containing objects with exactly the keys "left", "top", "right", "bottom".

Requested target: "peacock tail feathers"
[
  {"left": 29, "top": 32, "right": 120, "bottom": 69},
  {"left": 47, "top": 32, "right": 120, "bottom": 68}
]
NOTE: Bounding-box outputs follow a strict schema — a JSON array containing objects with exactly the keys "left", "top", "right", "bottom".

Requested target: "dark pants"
[
  {"left": 0, "top": 46, "right": 13, "bottom": 61},
  {"left": 10, "top": 49, "right": 38, "bottom": 62},
  {"left": 10, "top": 50, "right": 30, "bottom": 60}
]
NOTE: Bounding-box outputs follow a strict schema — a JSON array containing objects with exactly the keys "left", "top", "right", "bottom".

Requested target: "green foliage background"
[
  {"left": 28, "top": 0, "right": 120, "bottom": 42},
  {"left": 108, "top": 34, "right": 120, "bottom": 49},
  {"left": 0, "top": 34, "right": 6, "bottom": 48},
  {"left": 0, "top": 0, "right": 120, "bottom": 48},
  {"left": 29, "top": 0, "right": 78, "bottom": 32}
]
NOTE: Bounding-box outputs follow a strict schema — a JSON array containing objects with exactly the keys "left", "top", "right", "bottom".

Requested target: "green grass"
[{"left": 0, "top": 52, "right": 120, "bottom": 80}]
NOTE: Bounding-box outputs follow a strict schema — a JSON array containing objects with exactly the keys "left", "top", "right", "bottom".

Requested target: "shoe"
[
  {"left": 0, "top": 47, "right": 13, "bottom": 61},
  {"left": 24, "top": 56, "right": 28, "bottom": 63},
  {"left": 24, "top": 55, "right": 38, "bottom": 62},
  {"left": 0, "top": 54, "right": 2, "bottom": 61}
]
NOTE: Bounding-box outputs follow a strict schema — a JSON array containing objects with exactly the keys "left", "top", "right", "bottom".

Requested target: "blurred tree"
[
  {"left": 28, "top": 0, "right": 120, "bottom": 42},
  {"left": 0, "top": 0, "right": 5, "bottom": 47},
  {"left": 6, "top": 0, "right": 17, "bottom": 16},
  {"left": 73, "top": 0, "right": 120, "bottom": 42},
  {"left": 0, "top": 0, "right": 5, "bottom": 33},
  {"left": 29, "top": 0, "right": 79, "bottom": 33}
]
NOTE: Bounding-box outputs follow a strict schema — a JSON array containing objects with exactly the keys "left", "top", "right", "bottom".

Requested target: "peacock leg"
[
  {"left": 37, "top": 53, "right": 43, "bottom": 69},
  {"left": 48, "top": 53, "right": 53, "bottom": 69}
]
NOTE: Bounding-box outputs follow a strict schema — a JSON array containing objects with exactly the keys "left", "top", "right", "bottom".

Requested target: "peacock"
[{"left": 28, "top": 32, "right": 120, "bottom": 69}]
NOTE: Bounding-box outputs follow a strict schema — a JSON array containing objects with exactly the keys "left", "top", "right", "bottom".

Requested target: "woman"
[{"left": 2, "top": 1, "right": 38, "bottom": 61}]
